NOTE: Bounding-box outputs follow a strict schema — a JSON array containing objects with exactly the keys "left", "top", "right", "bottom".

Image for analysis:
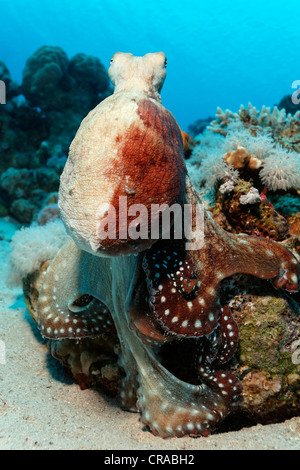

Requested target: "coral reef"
[
  {"left": 185, "top": 102, "right": 300, "bottom": 427},
  {"left": 187, "top": 103, "right": 300, "bottom": 249},
  {"left": 213, "top": 179, "right": 290, "bottom": 240},
  {"left": 22, "top": 46, "right": 110, "bottom": 111},
  {"left": 8, "top": 220, "right": 69, "bottom": 286},
  {"left": 207, "top": 102, "right": 300, "bottom": 154},
  {"left": 0, "top": 47, "right": 111, "bottom": 223},
  {"left": 189, "top": 127, "right": 300, "bottom": 196},
  {"left": 22, "top": 46, "right": 69, "bottom": 109},
  {"left": 10, "top": 53, "right": 300, "bottom": 439}
]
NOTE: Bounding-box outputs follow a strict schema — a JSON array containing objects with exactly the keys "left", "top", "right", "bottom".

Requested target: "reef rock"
[
  {"left": 213, "top": 179, "right": 290, "bottom": 240},
  {"left": 22, "top": 46, "right": 69, "bottom": 109},
  {"left": 22, "top": 46, "right": 110, "bottom": 113},
  {"left": 230, "top": 287, "right": 300, "bottom": 423}
]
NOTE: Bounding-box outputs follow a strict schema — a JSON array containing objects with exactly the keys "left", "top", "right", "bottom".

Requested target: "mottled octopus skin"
[
  {"left": 59, "top": 76, "right": 186, "bottom": 256},
  {"left": 143, "top": 178, "right": 300, "bottom": 339},
  {"left": 37, "top": 178, "right": 300, "bottom": 438},
  {"left": 37, "top": 240, "right": 239, "bottom": 438},
  {"left": 37, "top": 52, "right": 300, "bottom": 438}
]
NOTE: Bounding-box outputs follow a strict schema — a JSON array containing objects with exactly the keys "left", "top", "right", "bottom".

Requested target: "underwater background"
[
  {"left": 1, "top": 0, "right": 300, "bottom": 131},
  {"left": 1, "top": 0, "right": 300, "bottom": 448}
]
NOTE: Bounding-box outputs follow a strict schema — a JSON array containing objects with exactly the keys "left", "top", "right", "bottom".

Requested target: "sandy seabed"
[{"left": 0, "top": 217, "right": 299, "bottom": 451}]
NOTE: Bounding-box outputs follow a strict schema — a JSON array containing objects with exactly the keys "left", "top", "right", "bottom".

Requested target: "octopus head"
[
  {"left": 108, "top": 52, "right": 167, "bottom": 100},
  {"left": 58, "top": 52, "right": 186, "bottom": 258}
]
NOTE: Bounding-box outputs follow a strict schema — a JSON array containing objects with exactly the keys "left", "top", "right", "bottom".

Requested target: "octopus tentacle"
[
  {"left": 196, "top": 306, "right": 242, "bottom": 406},
  {"left": 197, "top": 367, "right": 242, "bottom": 406},
  {"left": 143, "top": 242, "right": 220, "bottom": 337},
  {"left": 37, "top": 239, "right": 114, "bottom": 340},
  {"left": 137, "top": 346, "right": 232, "bottom": 438},
  {"left": 143, "top": 178, "right": 299, "bottom": 339},
  {"left": 107, "top": 255, "right": 233, "bottom": 437},
  {"left": 127, "top": 277, "right": 171, "bottom": 346},
  {"left": 117, "top": 318, "right": 234, "bottom": 438},
  {"left": 196, "top": 306, "right": 239, "bottom": 366},
  {"left": 213, "top": 305, "right": 239, "bottom": 365},
  {"left": 186, "top": 178, "right": 300, "bottom": 292},
  {"left": 117, "top": 368, "right": 140, "bottom": 412},
  {"left": 224, "top": 232, "right": 300, "bottom": 291}
]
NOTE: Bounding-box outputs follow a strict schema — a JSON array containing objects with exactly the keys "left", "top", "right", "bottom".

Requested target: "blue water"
[{"left": 1, "top": 0, "right": 299, "bottom": 131}]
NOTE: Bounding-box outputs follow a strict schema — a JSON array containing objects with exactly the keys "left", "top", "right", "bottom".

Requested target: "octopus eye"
[
  {"left": 110, "top": 58, "right": 114, "bottom": 65},
  {"left": 164, "top": 58, "right": 167, "bottom": 68}
]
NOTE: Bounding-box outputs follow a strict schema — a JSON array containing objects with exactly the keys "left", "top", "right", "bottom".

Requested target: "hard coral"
[
  {"left": 68, "top": 53, "right": 110, "bottom": 95},
  {"left": 0, "top": 46, "right": 112, "bottom": 224},
  {"left": 224, "top": 147, "right": 262, "bottom": 171},
  {"left": 36, "top": 203, "right": 61, "bottom": 226},
  {"left": 0, "top": 167, "right": 60, "bottom": 222},
  {"left": 208, "top": 102, "right": 298, "bottom": 136},
  {"left": 207, "top": 102, "right": 300, "bottom": 154},
  {"left": 22, "top": 46, "right": 111, "bottom": 112},
  {"left": 22, "top": 46, "right": 69, "bottom": 109}
]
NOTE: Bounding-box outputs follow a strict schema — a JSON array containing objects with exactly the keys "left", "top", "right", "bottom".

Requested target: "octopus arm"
[
  {"left": 37, "top": 239, "right": 114, "bottom": 340},
  {"left": 196, "top": 306, "right": 242, "bottom": 406},
  {"left": 226, "top": 232, "right": 300, "bottom": 291},
  {"left": 186, "top": 178, "right": 300, "bottom": 292},
  {"left": 143, "top": 177, "right": 299, "bottom": 339},
  {"left": 136, "top": 345, "right": 232, "bottom": 438}
]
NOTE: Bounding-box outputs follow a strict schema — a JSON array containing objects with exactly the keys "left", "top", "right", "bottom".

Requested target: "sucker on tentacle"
[
  {"left": 196, "top": 306, "right": 242, "bottom": 407},
  {"left": 37, "top": 239, "right": 114, "bottom": 340}
]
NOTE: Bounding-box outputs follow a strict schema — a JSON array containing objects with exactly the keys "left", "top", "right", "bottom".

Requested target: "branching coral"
[
  {"left": 206, "top": 102, "right": 300, "bottom": 157},
  {"left": 208, "top": 102, "right": 300, "bottom": 136}
]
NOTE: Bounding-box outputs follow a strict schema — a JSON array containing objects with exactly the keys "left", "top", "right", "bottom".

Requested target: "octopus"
[{"left": 36, "top": 52, "right": 300, "bottom": 438}]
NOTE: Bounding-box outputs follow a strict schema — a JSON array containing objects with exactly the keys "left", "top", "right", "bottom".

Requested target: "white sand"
[{"left": 0, "top": 217, "right": 299, "bottom": 450}]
